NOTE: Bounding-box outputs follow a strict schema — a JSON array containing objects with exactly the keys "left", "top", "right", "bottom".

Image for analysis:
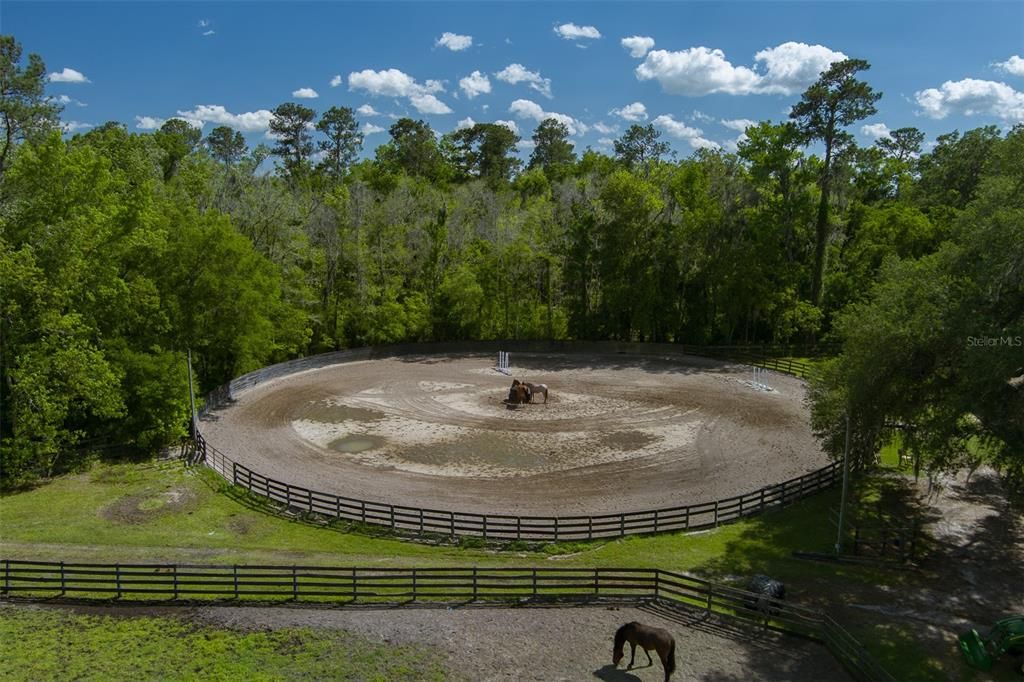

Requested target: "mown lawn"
[
  {"left": 0, "top": 458, "right": 980, "bottom": 681},
  {"left": 0, "top": 605, "right": 451, "bottom": 681}
]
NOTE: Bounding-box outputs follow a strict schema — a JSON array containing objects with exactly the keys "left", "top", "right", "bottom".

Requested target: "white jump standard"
[
  {"left": 495, "top": 351, "right": 511, "bottom": 375},
  {"left": 751, "top": 366, "right": 772, "bottom": 391}
]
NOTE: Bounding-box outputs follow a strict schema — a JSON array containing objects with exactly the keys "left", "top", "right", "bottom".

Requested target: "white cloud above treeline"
[
  {"left": 861, "top": 123, "right": 892, "bottom": 140},
  {"left": 495, "top": 64, "right": 552, "bottom": 99},
  {"left": 361, "top": 123, "right": 386, "bottom": 135},
  {"left": 720, "top": 118, "right": 755, "bottom": 132},
  {"left": 48, "top": 67, "right": 90, "bottom": 83},
  {"left": 994, "top": 55, "right": 1024, "bottom": 77},
  {"left": 611, "top": 102, "right": 648, "bottom": 121},
  {"left": 436, "top": 32, "right": 473, "bottom": 51},
  {"left": 348, "top": 68, "right": 452, "bottom": 114},
  {"left": 357, "top": 104, "right": 380, "bottom": 116},
  {"left": 636, "top": 42, "right": 847, "bottom": 96},
  {"left": 554, "top": 23, "right": 601, "bottom": 41},
  {"left": 621, "top": 36, "right": 655, "bottom": 59},
  {"left": 459, "top": 70, "right": 491, "bottom": 99},
  {"left": 652, "top": 114, "right": 718, "bottom": 150},
  {"left": 292, "top": 88, "right": 319, "bottom": 99},
  {"left": 508, "top": 99, "right": 586, "bottom": 136},
  {"left": 915, "top": 78, "right": 1024, "bottom": 122}
]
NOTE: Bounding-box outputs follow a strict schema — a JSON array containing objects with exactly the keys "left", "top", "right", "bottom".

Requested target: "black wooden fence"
[
  {"left": 193, "top": 342, "right": 837, "bottom": 541},
  {"left": 0, "top": 559, "right": 893, "bottom": 682}
]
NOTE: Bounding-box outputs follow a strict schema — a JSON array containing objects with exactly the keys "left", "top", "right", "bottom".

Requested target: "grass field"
[
  {"left": 0, "top": 458, "right": 988, "bottom": 681},
  {"left": 0, "top": 606, "right": 451, "bottom": 681}
]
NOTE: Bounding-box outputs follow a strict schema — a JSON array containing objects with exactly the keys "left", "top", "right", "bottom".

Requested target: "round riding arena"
[{"left": 200, "top": 351, "right": 830, "bottom": 517}]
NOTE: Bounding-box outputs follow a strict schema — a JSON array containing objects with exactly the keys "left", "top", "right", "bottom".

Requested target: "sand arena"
[{"left": 199, "top": 352, "right": 829, "bottom": 517}]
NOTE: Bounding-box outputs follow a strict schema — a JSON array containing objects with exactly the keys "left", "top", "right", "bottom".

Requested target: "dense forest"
[{"left": 1, "top": 36, "right": 1021, "bottom": 489}]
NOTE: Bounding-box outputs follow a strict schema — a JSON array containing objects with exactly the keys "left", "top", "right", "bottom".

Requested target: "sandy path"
[
  {"left": 192, "top": 602, "right": 851, "bottom": 681},
  {"left": 199, "top": 353, "right": 829, "bottom": 516}
]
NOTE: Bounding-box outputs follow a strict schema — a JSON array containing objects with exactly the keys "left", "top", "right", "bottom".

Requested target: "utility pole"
[{"left": 835, "top": 409, "right": 851, "bottom": 554}]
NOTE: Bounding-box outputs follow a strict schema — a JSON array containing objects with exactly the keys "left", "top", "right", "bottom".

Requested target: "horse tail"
[{"left": 665, "top": 638, "right": 676, "bottom": 678}]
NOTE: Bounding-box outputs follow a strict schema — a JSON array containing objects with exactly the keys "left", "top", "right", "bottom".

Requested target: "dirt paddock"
[{"left": 200, "top": 353, "right": 829, "bottom": 516}]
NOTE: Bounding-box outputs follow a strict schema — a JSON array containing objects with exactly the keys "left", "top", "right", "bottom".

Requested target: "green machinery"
[{"left": 959, "top": 616, "right": 1024, "bottom": 674}]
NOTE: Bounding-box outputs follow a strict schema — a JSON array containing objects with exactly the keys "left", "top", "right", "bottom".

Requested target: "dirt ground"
[
  {"left": 200, "top": 353, "right": 828, "bottom": 516},
  {"left": 15, "top": 601, "right": 850, "bottom": 681}
]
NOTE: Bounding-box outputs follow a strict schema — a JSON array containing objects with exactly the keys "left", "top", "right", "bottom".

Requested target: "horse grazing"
[
  {"left": 613, "top": 622, "right": 676, "bottom": 681},
  {"left": 524, "top": 382, "right": 548, "bottom": 404}
]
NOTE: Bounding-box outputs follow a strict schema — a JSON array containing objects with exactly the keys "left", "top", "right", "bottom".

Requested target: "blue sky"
[{"left": 7, "top": 1, "right": 1024, "bottom": 159}]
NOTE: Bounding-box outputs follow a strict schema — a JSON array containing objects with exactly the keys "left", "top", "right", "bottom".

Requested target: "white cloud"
[
  {"left": 596, "top": 137, "right": 615, "bottom": 149},
  {"left": 456, "top": 117, "right": 476, "bottom": 130},
  {"left": 357, "top": 104, "right": 380, "bottom": 116},
  {"left": 203, "top": 30, "right": 215, "bottom": 36},
  {"left": 198, "top": 19, "right": 209, "bottom": 27},
  {"left": 459, "top": 70, "right": 491, "bottom": 99},
  {"left": 621, "top": 36, "right": 655, "bottom": 59},
  {"left": 61, "top": 120, "right": 93, "bottom": 133},
  {"left": 636, "top": 41, "right": 846, "bottom": 96},
  {"left": 348, "top": 68, "right": 453, "bottom": 114},
  {"left": 692, "top": 110, "right": 715, "bottom": 122},
  {"left": 593, "top": 121, "right": 618, "bottom": 134},
  {"left": 915, "top": 78, "right": 1024, "bottom": 122},
  {"left": 292, "top": 87, "right": 319, "bottom": 99},
  {"left": 652, "top": 114, "right": 719, "bottom": 149},
  {"left": 436, "top": 32, "right": 473, "bottom": 51},
  {"left": 55, "top": 94, "right": 86, "bottom": 107},
  {"left": 861, "top": 123, "right": 892, "bottom": 140},
  {"left": 495, "top": 63, "right": 553, "bottom": 99},
  {"left": 495, "top": 119, "right": 518, "bottom": 134},
  {"left": 720, "top": 118, "right": 755, "bottom": 132},
  {"left": 134, "top": 116, "right": 165, "bottom": 130},
  {"left": 330, "top": 74, "right": 343, "bottom": 87},
  {"left": 508, "top": 99, "right": 586, "bottom": 136},
  {"left": 610, "top": 101, "right": 648, "bottom": 121},
  {"left": 175, "top": 104, "right": 274, "bottom": 132},
  {"left": 554, "top": 23, "right": 601, "bottom": 41},
  {"left": 516, "top": 140, "right": 536, "bottom": 154},
  {"left": 48, "top": 67, "right": 90, "bottom": 83},
  {"left": 362, "top": 123, "right": 386, "bottom": 135},
  {"left": 994, "top": 55, "right": 1024, "bottom": 77},
  {"left": 408, "top": 93, "right": 452, "bottom": 114}
]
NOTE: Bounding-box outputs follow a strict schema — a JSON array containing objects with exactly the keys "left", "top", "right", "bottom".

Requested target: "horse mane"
[{"left": 613, "top": 622, "right": 635, "bottom": 650}]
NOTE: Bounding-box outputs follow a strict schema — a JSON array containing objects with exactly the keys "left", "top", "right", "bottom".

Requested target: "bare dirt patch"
[
  {"left": 99, "top": 486, "right": 198, "bottom": 525},
  {"left": 199, "top": 353, "right": 829, "bottom": 516}
]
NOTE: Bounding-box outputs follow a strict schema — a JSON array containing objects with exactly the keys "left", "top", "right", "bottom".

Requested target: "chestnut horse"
[{"left": 613, "top": 621, "right": 676, "bottom": 681}]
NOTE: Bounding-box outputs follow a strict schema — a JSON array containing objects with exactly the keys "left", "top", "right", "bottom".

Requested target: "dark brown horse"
[
  {"left": 507, "top": 383, "right": 530, "bottom": 405},
  {"left": 613, "top": 622, "right": 676, "bottom": 681}
]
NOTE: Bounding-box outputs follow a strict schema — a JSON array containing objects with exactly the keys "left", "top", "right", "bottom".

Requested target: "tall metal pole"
[
  {"left": 186, "top": 349, "right": 197, "bottom": 439},
  {"left": 835, "top": 409, "right": 851, "bottom": 554}
]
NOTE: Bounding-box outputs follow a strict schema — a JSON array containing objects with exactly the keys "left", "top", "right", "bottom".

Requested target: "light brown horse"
[
  {"left": 524, "top": 382, "right": 548, "bottom": 403},
  {"left": 613, "top": 621, "right": 676, "bottom": 681},
  {"left": 507, "top": 383, "right": 530, "bottom": 405}
]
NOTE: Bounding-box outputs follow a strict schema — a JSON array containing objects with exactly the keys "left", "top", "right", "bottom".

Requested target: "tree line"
[{"left": 1, "top": 35, "right": 1020, "bottom": 489}]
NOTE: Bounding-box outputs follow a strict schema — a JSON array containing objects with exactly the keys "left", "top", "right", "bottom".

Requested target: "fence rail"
[
  {"left": 193, "top": 342, "right": 838, "bottom": 541},
  {"left": 0, "top": 559, "right": 892, "bottom": 682}
]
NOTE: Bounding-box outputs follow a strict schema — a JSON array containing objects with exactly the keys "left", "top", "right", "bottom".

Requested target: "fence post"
[
  {"left": 684, "top": 507, "right": 690, "bottom": 530},
  {"left": 760, "top": 488, "right": 766, "bottom": 513},
  {"left": 307, "top": 489, "right": 313, "bottom": 513},
  {"left": 233, "top": 565, "right": 239, "bottom": 599},
  {"left": 115, "top": 563, "right": 122, "bottom": 599},
  {"left": 361, "top": 501, "right": 367, "bottom": 524},
  {"left": 654, "top": 509, "right": 659, "bottom": 533},
  {"left": 594, "top": 568, "right": 599, "bottom": 596},
  {"left": 714, "top": 500, "right": 720, "bottom": 527},
  {"left": 292, "top": 566, "right": 298, "bottom": 600},
  {"left": 172, "top": 565, "right": 178, "bottom": 600},
  {"left": 351, "top": 567, "right": 357, "bottom": 601},
  {"left": 705, "top": 583, "right": 713, "bottom": 615},
  {"left": 588, "top": 516, "right": 593, "bottom": 540},
  {"left": 472, "top": 567, "right": 478, "bottom": 601},
  {"left": 232, "top": 461, "right": 239, "bottom": 485},
  {"left": 620, "top": 514, "right": 625, "bottom": 537},
  {"left": 654, "top": 570, "right": 660, "bottom": 599},
  {"left": 554, "top": 517, "right": 559, "bottom": 542},
  {"left": 2, "top": 559, "right": 9, "bottom": 595},
  {"left": 412, "top": 568, "right": 417, "bottom": 601},
  {"left": 483, "top": 515, "right": 488, "bottom": 540},
  {"left": 532, "top": 568, "right": 538, "bottom": 599},
  {"left": 60, "top": 561, "right": 66, "bottom": 597},
  {"left": 516, "top": 516, "right": 522, "bottom": 541},
  {"left": 389, "top": 505, "right": 395, "bottom": 529}
]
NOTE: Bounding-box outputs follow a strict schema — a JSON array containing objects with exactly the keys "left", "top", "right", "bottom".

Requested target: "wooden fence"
[
  {"left": 193, "top": 342, "right": 838, "bottom": 541},
  {"left": 0, "top": 560, "right": 893, "bottom": 682}
]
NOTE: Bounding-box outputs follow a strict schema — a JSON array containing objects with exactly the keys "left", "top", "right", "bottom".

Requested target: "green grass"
[{"left": 0, "top": 606, "right": 451, "bottom": 681}]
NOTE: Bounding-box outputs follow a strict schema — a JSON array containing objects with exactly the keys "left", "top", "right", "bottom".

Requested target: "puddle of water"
[
  {"left": 330, "top": 434, "right": 385, "bottom": 453},
  {"left": 303, "top": 402, "right": 384, "bottom": 423},
  {"left": 602, "top": 430, "right": 658, "bottom": 451}
]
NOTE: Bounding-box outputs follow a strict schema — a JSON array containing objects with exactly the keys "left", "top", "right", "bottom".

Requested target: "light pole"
[{"left": 835, "top": 409, "right": 851, "bottom": 555}]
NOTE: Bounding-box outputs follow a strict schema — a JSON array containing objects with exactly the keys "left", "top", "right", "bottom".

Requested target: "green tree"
[
  {"left": 613, "top": 124, "right": 669, "bottom": 175},
  {"left": 444, "top": 122, "right": 520, "bottom": 188},
  {"left": 790, "top": 58, "right": 881, "bottom": 307},
  {"left": 376, "top": 118, "right": 445, "bottom": 181},
  {"left": 316, "top": 106, "right": 362, "bottom": 179},
  {"left": 528, "top": 118, "right": 576, "bottom": 181},
  {"left": 204, "top": 125, "right": 247, "bottom": 166},
  {"left": 155, "top": 118, "right": 202, "bottom": 181},
  {"left": 0, "top": 35, "right": 60, "bottom": 179},
  {"left": 876, "top": 126, "right": 924, "bottom": 163},
  {"left": 269, "top": 102, "right": 316, "bottom": 179}
]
